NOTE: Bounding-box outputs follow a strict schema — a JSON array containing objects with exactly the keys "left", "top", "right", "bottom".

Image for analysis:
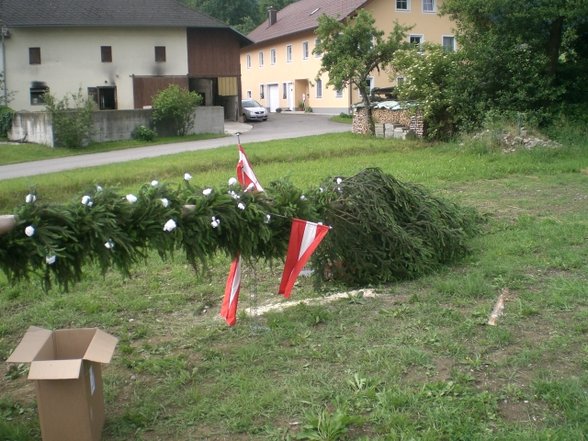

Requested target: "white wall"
[{"left": 4, "top": 27, "right": 188, "bottom": 111}]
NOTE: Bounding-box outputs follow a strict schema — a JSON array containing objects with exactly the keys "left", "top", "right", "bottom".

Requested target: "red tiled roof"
[{"left": 248, "top": 0, "right": 369, "bottom": 44}]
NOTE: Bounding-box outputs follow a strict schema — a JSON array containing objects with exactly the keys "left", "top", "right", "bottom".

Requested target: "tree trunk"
[
  {"left": 359, "top": 83, "right": 374, "bottom": 135},
  {"left": 546, "top": 16, "right": 564, "bottom": 77}
]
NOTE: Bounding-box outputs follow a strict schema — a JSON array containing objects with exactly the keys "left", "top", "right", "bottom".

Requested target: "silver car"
[{"left": 242, "top": 99, "right": 268, "bottom": 122}]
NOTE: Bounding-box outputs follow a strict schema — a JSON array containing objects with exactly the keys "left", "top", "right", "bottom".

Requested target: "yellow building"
[{"left": 241, "top": 0, "right": 454, "bottom": 115}]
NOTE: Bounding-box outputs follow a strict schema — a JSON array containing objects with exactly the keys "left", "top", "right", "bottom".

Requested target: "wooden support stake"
[
  {"left": 0, "top": 215, "right": 17, "bottom": 236},
  {"left": 487, "top": 288, "right": 509, "bottom": 326}
]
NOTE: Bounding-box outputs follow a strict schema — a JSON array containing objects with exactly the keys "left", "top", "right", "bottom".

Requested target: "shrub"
[
  {"left": 131, "top": 125, "right": 157, "bottom": 142},
  {"left": 44, "top": 89, "right": 95, "bottom": 148},
  {"left": 0, "top": 106, "right": 14, "bottom": 138},
  {"left": 152, "top": 85, "right": 202, "bottom": 136}
]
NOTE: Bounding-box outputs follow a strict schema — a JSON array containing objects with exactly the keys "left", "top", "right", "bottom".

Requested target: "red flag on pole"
[
  {"left": 236, "top": 144, "right": 264, "bottom": 192},
  {"left": 278, "top": 219, "right": 330, "bottom": 298},
  {"left": 220, "top": 254, "right": 242, "bottom": 326}
]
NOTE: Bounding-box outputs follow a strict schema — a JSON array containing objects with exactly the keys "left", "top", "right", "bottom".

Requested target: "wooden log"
[
  {"left": 487, "top": 288, "right": 509, "bottom": 326},
  {"left": 0, "top": 215, "right": 17, "bottom": 236}
]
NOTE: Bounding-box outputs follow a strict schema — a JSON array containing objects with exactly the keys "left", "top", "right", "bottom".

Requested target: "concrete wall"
[{"left": 9, "top": 106, "right": 224, "bottom": 147}]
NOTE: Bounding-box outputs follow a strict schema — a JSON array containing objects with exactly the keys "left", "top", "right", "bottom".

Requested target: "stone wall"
[
  {"left": 9, "top": 106, "right": 225, "bottom": 147},
  {"left": 352, "top": 108, "right": 424, "bottom": 138}
]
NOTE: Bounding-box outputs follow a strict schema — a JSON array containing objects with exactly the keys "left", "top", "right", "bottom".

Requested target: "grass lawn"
[
  {"left": 0, "top": 127, "right": 587, "bottom": 440},
  {"left": 0, "top": 133, "right": 225, "bottom": 166}
]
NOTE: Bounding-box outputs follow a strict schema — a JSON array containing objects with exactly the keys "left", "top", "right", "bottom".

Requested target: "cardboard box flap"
[
  {"left": 6, "top": 326, "right": 53, "bottom": 363},
  {"left": 83, "top": 329, "right": 118, "bottom": 364},
  {"left": 28, "top": 359, "right": 83, "bottom": 380}
]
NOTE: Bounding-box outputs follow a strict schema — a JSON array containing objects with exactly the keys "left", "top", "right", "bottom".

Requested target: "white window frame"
[
  {"left": 316, "top": 78, "right": 323, "bottom": 98},
  {"left": 270, "top": 48, "right": 276, "bottom": 65},
  {"left": 335, "top": 89, "right": 343, "bottom": 99},
  {"left": 247, "top": 90, "right": 252, "bottom": 98},
  {"left": 286, "top": 44, "right": 293, "bottom": 62},
  {"left": 259, "top": 51, "right": 264, "bottom": 67},
  {"left": 409, "top": 34, "right": 424, "bottom": 49},
  {"left": 442, "top": 35, "right": 456, "bottom": 52},
  {"left": 314, "top": 38, "right": 322, "bottom": 58},
  {"left": 302, "top": 41, "right": 309, "bottom": 60},
  {"left": 395, "top": 0, "right": 411, "bottom": 11},
  {"left": 260, "top": 84, "right": 265, "bottom": 99},
  {"left": 422, "top": 0, "right": 436, "bottom": 13},
  {"left": 246, "top": 54, "right": 251, "bottom": 69}
]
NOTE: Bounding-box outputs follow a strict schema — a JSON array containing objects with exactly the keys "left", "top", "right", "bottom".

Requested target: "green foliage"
[
  {"left": 151, "top": 85, "right": 202, "bottom": 136},
  {"left": 311, "top": 168, "right": 482, "bottom": 285},
  {"left": 296, "top": 408, "right": 358, "bottom": 440},
  {"left": 44, "top": 89, "right": 95, "bottom": 148},
  {"left": 0, "top": 106, "right": 14, "bottom": 138},
  {"left": 314, "top": 10, "right": 409, "bottom": 134},
  {"left": 131, "top": 125, "right": 157, "bottom": 142}
]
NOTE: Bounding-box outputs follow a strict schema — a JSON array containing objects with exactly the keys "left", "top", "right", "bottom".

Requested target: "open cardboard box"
[{"left": 7, "top": 326, "right": 118, "bottom": 441}]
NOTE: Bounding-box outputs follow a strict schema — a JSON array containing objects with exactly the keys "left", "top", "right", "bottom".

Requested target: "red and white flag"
[
  {"left": 220, "top": 254, "right": 242, "bottom": 326},
  {"left": 237, "top": 144, "right": 264, "bottom": 192},
  {"left": 278, "top": 219, "right": 330, "bottom": 298}
]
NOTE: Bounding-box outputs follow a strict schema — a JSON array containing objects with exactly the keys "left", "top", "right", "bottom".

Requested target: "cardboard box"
[{"left": 6, "top": 326, "right": 118, "bottom": 441}]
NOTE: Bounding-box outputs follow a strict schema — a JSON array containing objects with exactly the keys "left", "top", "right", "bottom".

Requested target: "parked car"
[{"left": 242, "top": 99, "right": 268, "bottom": 122}]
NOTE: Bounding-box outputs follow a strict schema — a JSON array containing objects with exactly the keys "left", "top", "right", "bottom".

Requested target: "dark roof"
[
  {"left": 248, "top": 0, "right": 369, "bottom": 44},
  {"left": 2, "top": 0, "right": 236, "bottom": 30}
]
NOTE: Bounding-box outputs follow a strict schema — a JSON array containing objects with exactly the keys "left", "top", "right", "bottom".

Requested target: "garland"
[{"left": 0, "top": 169, "right": 482, "bottom": 291}]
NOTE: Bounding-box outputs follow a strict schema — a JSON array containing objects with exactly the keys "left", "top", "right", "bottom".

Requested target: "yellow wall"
[{"left": 240, "top": 0, "right": 455, "bottom": 114}]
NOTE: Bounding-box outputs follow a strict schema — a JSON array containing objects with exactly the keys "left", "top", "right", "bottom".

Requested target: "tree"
[
  {"left": 441, "top": 0, "right": 588, "bottom": 119},
  {"left": 314, "top": 10, "right": 408, "bottom": 135},
  {"left": 44, "top": 89, "right": 95, "bottom": 148},
  {"left": 183, "top": 0, "right": 261, "bottom": 33},
  {"left": 152, "top": 85, "right": 202, "bottom": 136}
]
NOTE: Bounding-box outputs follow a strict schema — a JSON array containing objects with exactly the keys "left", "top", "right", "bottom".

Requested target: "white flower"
[
  {"left": 237, "top": 202, "right": 245, "bottom": 210},
  {"left": 300, "top": 195, "right": 307, "bottom": 201},
  {"left": 25, "top": 194, "right": 36, "bottom": 203},
  {"left": 24, "top": 225, "right": 35, "bottom": 237},
  {"left": 264, "top": 214, "right": 271, "bottom": 224},
  {"left": 336, "top": 177, "right": 343, "bottom": 185},
  {"left": 211, "top": 216, "right": 220, "bottom": 228},
  {"left": 46, "top": 255, "right": 56, "bottom": 265},
  {"left": 96, "top": 185, "right": 103, "bottom": 192},
  {"left": 202, "top": 188, "right": 213, "bottom": 196},
  {"left": 81, "top": 195, "right": 92, "bottom": 206},
  {"left": 319, "top": 187, "right": 325, "bottom": 193},
  {"left": 228, "top": 190, "right": 240, "bottom": 200},
  {"left": 151, "top": 180, "right": 159, "bottom": 187},
  {"left": 184, "top": 173, "right": 192, "bottom": 181},
  {"left": 126, "top": 194, "right": 138, "bottom": 203},
  {"left": 160, "top": 198, "right": 170, "bottom": 208},
  {"left": 163, "top": 219, "right": 177, "bottom": 232},
  {"left": 228, "top": 177, "right": 238, "bottom": 186},
  {"left": 104, "top": 239, "right": 115, "bottom": 249}
]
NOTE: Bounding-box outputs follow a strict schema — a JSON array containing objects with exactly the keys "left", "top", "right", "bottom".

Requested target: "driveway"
[{"left": 0, "top": 112, "right": 350, "bottom": 180}]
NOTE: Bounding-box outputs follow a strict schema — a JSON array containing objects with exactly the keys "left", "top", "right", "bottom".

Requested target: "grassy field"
[{"left": 0, "top": 127, "right": 587, "bottom": 440}]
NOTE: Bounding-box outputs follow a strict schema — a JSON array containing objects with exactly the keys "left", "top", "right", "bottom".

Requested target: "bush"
[
  {"left": 131, "top": 125, "right": 157, "bottom": 142},
  {"left": 0, "top": 106, "right": 14, "bottom": 138},
  {"left": 152, "top": 85, "right": 202, "bottom": 136},
  {"left": 44, "top": 89, "right": 95, "bottom": 148}
]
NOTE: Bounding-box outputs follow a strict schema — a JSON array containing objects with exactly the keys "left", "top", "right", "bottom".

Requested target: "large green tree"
[
  {"left": 314, "top": 10, "right": 408, "bottom": 134},
  {"left": 183, "top": 0, "right": 260, "bottom": 33},
  {"left": 441, "top": 0, "right": 588, "bottom": 117}
]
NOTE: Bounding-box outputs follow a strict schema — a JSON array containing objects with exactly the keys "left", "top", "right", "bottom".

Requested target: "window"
[
  {"left": 283, "top": 83, "right": 288, "bottom": 99},
  {"left": 155, "top": 46, "right": 166, "bottom": 62},
  {"left": 316, "top": 79, "right": 323, "bottom": 98},
  {"left": 302, "top": 41, "right": 309, "bottom": 59},
  {"left": 314, "top": 38, "right": 322, "bottom": 57},
  {"left": 101, "top": 46, "right": 112, "bottom": 62},
  {"left": 260, "top": 84, "right": 265, "bottom": 99},
  {"left": 423, "top": 0, "right": 435, "bottom": 12},
  {"left": 270, "top": 48, "right": 276, "bottom": 65},
  {"left": 396, "top": 0, "right": 410, "bottom": 11},
  {"left": 30, "top": 82, "right": 49, "bottom": 105},
  {"left": 246, "top": 54, "right": 251, "bottom": 69},
  {"left": 336, "top": 89, "right": 343, "bottom": 99},
  {"left": 29, "top": 47, "right": 41, "bottom": 65},
  {"left": 409, "top": 35, "right": 423, "bottom": 49},
  {"left": 247, "top": 90, "right": 252, "bottom": 98},
  {"left": 442, "top": 36, "right": 456, "bottom": 52},
  {"left": 259, "top": 51, "right": 264, "bottom": 67},
  {"left": 286, "top": 44, "right": 292, "bottom": 62},
  {"left": 396, "top": 76, "right": 405, "bottom": 86}
]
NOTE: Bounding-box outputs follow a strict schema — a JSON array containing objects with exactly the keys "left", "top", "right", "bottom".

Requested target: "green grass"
[
  {"left": 0, "top": 133, "right": 225, "bottom": 166},
  {"left": 0, "top": 128, "right": 587, "bottom": 440}
]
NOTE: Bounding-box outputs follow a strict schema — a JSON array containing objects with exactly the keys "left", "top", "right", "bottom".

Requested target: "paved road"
[{"left": 0, "top": 112, "right": 350, "bottom": 180}]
